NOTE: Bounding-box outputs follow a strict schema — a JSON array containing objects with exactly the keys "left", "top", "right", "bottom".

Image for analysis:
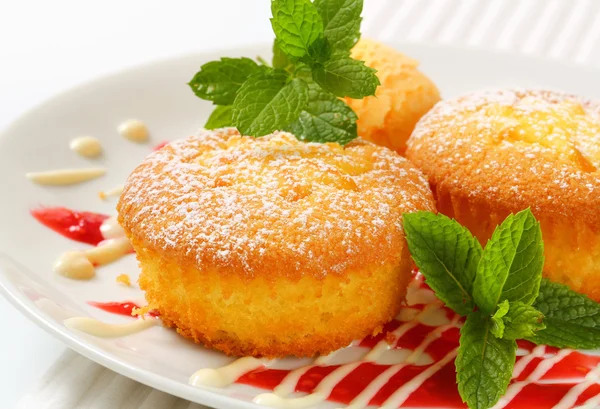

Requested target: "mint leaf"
[
  {"left": 306, "top": 37, "right": 332, "bottom": 64},
  {"left": 205, "top": 105, "right": 233, "bottom": 130},
  {"left": 314, "top": 0, "right": 362, "bottom": 51},
  {"left": 457, "top": 311, "right": 517, "bottom": 409},
  {"left": 293, "top": 63, "right": 313, "bottom": 80},
  {"left": 312, "top": 57, "right": 379, "bottom": 98},
  {"left": 273, "top": 41, "right": 293, "bottom": 70},
  {"left": 491, "top": 300, "right": 510, "bottom": 338},
  {"left": 271, "top": 0, "right": 323, "bottom": 59},
  {"left": 286, "top": 83, "right": 357, "bottom": 144},
  {"left": 232, "top": 70, "right": 308, "bottom": 137},
  {"left": 403, "top": 212, "right": 483, "bottom": 316},
  {"left": 189, "top": 58, "right": 264, "bottom": 105},
  {"left": 501, "top": 301, "right": 545, "bottom": 341},
  {"left": 473, "top": 209, "right": 544, "bottom": 315},
  {"left": 527, "top": 278, "right": 600, "bottom": 349},
  {"left": 492, "top": 300, "right": 545, "bottom": 340}
]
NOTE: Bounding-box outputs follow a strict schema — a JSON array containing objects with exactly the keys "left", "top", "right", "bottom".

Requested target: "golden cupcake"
[
  {"left": 406, "top": 89, "right": 600, "bottom": 301},
  {"left": 118, "top": 128, "right": 435, "bottom": 357},
  {"left": 345, "top": 38, "right": 441, "bottom": 155}
]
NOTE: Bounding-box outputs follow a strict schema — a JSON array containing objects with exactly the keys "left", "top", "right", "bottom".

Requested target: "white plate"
[{"left": 1, "top": 43, "right": 599, "bottom": 409}]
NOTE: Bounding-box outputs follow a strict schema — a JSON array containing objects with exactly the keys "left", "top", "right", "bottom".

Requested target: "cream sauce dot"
[
  {"left": 70, "top": 136, "right": 102, "bottom": 158},
  {"left": 118, "top": 119, "right": 149, "bottom": 143},
  {"left": 100, "top": 216, "right": 125, "bottom": 239},
  {"left": 53, "top": 251, "right": 95, "bottom": 279}
]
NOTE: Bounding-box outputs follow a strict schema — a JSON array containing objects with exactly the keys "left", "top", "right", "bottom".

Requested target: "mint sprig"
[
  {"left": 404, "top": 208, "right": 600, "bottom": 409},
  {"left": 189, "top": 0, "right": 378, "bottom": 144}
]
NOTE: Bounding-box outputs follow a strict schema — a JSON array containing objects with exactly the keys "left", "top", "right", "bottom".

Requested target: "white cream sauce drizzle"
[
  {"left": 70, "top": 136, "right": 102, "bottom": 158},
  {"left": 99, "top": 216, "right": 125, "bottom": 239},
  {"left": 364, "top": 302, "right": 445, "bottom": 362},
  {"left": 64, "top": 316, "right": 158, "bottom": 337},
  {"left": 53, "top": 251, "right": 95, "bottom": 279},
  {"left": 379, "top": 348, "right": 459, "bottom": 409},
  {"left": 575, "top": 369, "right": 600, "bottom": 409},
  {"left": 555, "top": 366, "right": 600, "bottom": 409},
  {"left": 53, "top": 217, "right": 132, "bottom": 280},
  {"left": 26, "top": 168, "right": 106, "bottom": 186},
  {"left": 118, "top": 119, "right": 149, "bottom": 143},
  {"left": 99, "top": 184, "right": 124, "bottom": 200},
  {"left": 86, "top": 237, "right": 132, "bottom": 265},
  {"left": 189, "top": 357, "right": 269, "bottom": 388},
  {"left": 254, "top": 363, "right": 362, "bottom": 409},
  {"left": 492, "top": 346, "right": 572, "bottom": 409}
]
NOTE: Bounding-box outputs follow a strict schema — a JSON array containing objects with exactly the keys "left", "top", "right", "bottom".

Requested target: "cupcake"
[
  {"left": 407, "top": 89, "right": 600, "bottom": 301},
  {"left": 118, "top": 128, "right": 435, "bottom": 357},
  {"left": 344, "top": 38, "right": 441, "bottom": 155}
]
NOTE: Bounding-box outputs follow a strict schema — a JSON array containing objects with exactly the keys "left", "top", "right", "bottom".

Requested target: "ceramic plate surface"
[{"left": 1, "top": 44, "right": 599, "bottom": 409}]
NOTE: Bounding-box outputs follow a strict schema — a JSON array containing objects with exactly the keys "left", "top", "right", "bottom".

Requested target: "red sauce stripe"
[{"left": 31, "top": 207, "right": 109, "bottom": 245}]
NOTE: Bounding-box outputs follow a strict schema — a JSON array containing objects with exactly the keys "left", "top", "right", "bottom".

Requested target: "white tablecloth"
[{"left": 2, "top": 0, "right": 600, "bottom": 408}]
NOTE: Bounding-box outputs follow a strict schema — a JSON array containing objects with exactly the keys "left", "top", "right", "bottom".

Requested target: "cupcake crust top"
[
  {"left": 118, "top": 129, "right": 435, "bottom": 280},
  {"left": 407, "top": 89, "right": 600, "bottom": 229}
]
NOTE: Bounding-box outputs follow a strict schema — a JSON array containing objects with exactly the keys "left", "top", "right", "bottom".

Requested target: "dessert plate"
[{"left": 1, "top": 44, "right": 600, "bottom": 409}]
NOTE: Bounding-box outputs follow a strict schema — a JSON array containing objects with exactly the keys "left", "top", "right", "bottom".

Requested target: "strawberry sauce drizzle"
[
  {"left": 235, "top": 278, "right": 600, "bottom": 409},
  {"left": 35, "top": 206, "right": 600, "bottom": 408},
  {"left": 88, "top": 301, "right": 159, "bottom": 318},
  {"left": 31, "top": 207, "right": 108, "bottom": 245}
]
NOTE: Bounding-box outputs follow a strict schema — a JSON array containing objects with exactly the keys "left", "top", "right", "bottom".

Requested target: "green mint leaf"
[
  {"left": 473, "top": 209, "right": 544, "bottom": 315},
  {"left": 457, "top": 311, "right": 517, "bottom": 409},
  {"left": 491, "top": 300, "right": 510, "bottom": 338},
  {"left": 314, "top": 0, "right": 362, "bottom": 51},
  {"left": 501, "top": 301, "right": 545, "bottom": 341},
  {"left": 286, "top": 82, "right": 357, "bottom": 144},
  {"left": 232, "top": 70, "right": 308, "bottom": 137},
  {"left": 204, "top": 105, "right": 233, "bottom": 130},
  {"left": 528, "top": 278, "right": 600, "bottom": 349},
  {"left": 305, "top": 37, "right": 332, "bottom": 64},
  {"left": 188, "top": 57, "right": 264, "bottom": 105},
  {"left": 403, "top": 211, "right": 483, "bottom": 316},
  {"left": 293, "top": 63, "right": 313, "bottom": 80},
  {"left": 491, "top": 300, "right": 545, "bottom": 340},
  {"left": 312, "top": 57, "right": 379, "bottom": 98},
  {"left": 273, "top": 41, "right": 294, "bottom": 71},
  {"left": 271, "top": 0, "right": 323, "bottom": 59}
]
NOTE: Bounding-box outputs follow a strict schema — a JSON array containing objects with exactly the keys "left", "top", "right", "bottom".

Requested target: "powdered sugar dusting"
[{"left": 118, "top": 129, "right": 435, "bottom": 279}]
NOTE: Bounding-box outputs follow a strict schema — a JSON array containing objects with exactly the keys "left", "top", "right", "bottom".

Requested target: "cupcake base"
[
  {"left": 135, "top": 239, "right": 413, "bottom": 358},
  {"left": 435, "top": 185, "right": 600, "bottom": 302}
]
